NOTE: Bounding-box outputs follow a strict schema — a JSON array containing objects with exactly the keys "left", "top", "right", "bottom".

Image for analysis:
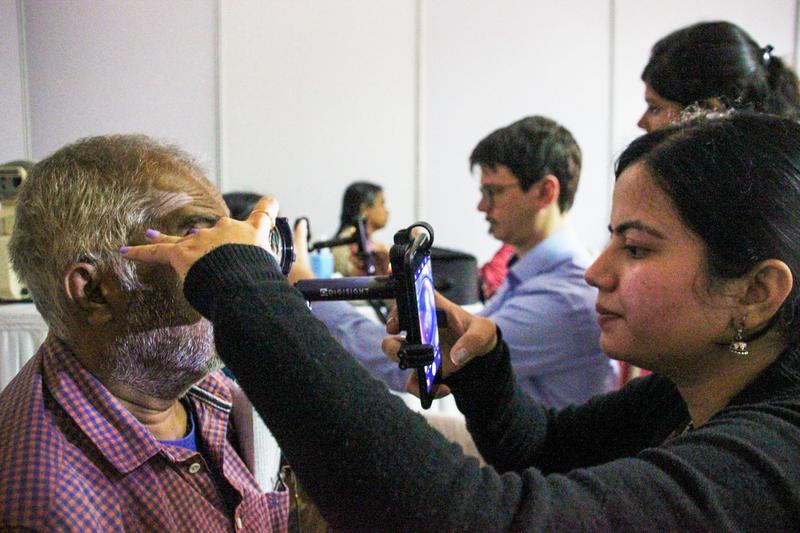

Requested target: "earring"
[{"left": 728, "top": 325, "right": 749, "bottom": 357}]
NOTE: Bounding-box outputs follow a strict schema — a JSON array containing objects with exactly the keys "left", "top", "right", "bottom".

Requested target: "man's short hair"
[
  {"left": 9, "top": 134, "right": 214, "bottom": 341},
  {"left": 469, "top": 115, "right": 582, "bottom": 213}
]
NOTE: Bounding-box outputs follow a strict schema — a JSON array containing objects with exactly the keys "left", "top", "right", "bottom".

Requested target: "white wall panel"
[
  {"left": 0, "top": 0, "right": 27, "bottom": 162},
  {"left": 423, "top": 0, "right": 613, "bottom": 262},
  {"left": 613, "top": 0, "right": 797, "bottom": 158},
  {"left": 24, "top": 0, "right": 218, "bottom": 178},
  {"left": 6, "top": 0, "right": 796, "bottom": 262},
  {"left": 220, "top": 0, "right": 417, "bottom": 244}
]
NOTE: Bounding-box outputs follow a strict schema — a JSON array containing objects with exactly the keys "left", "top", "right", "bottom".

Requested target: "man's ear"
[
  {"left": 529, "top": 175, "right": 560, "bottom": 209},
  {"left": 63, "top": 263, "right": 123, "bottom": 326},
  {"left": 738, "top": 259, "right": 794, "bottom": 328}
]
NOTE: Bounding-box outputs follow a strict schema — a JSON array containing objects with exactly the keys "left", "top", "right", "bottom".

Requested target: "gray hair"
[{"left": 9, "top": 134, "right": 212, "bottom": 341}]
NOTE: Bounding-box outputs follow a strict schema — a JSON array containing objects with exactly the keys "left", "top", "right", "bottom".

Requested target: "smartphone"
[
  {"left": 353, "top": 217, "right": 376, "bottom": 275},
  {"left": 412, "top": 253, "right": 441, "bottom": 407},
  {"left": 391, "top": 231, "right": 442, "bottom": 409}
]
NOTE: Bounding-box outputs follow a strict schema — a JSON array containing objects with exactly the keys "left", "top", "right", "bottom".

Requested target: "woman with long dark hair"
[{"left": 332, "top": 181, "right": 389, "bottom": 276}]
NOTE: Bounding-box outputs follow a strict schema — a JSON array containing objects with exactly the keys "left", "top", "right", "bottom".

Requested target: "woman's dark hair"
[
  {"left": 616, "top": 113, "right": 800, "bottom": 357},
  {"left": 337, "top": 181, "right": 382, "bottom": 235},
  {"left": 223, "top": 191, "right": 262, "bottom": 221},
  {"left": 643, "top": 21, "right": 800, "bottom": 119}
]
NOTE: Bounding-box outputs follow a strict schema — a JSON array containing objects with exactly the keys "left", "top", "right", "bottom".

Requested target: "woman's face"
[
  {"left": 585, "top": 162, "right": 735, "bottom": 375},
  {"left": 637, "top": 83, "right": 684, "bottom": 132},
  {"left": 363, "top": 191, "right": 389, "bottom": 231}
]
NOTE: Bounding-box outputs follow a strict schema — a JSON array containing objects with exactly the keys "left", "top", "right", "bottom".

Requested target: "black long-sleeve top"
[{"left": 184, "top": 244, "right": 800, "bottom": 532}]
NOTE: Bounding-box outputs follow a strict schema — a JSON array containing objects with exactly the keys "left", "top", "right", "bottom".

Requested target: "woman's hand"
[
  {"left": 382, "top": 291, "right": 498, "bottom": 398},
  {"left": 120, "top": 196, "right": 279, "bottom": 280}
]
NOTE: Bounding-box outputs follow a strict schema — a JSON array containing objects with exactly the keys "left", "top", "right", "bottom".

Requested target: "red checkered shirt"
[{"left": 0, "top": 334, "right": 289, "bottom": 532}]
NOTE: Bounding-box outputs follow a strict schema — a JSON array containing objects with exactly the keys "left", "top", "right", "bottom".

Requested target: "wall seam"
[
  {"left": 413, "top": 0, "right": 425, "bottom": 220},
  {"left": 213, "top": 0, "right": 223, "bottom": 189},
  {"left": 605, "top": 0, "right": 616, "bottom": 236},
  {"left": 793, "top": 0, "right": 799, "bottom": 69},
  {"left": 17, "top": 0, "right": 32, "bottom": 159}
]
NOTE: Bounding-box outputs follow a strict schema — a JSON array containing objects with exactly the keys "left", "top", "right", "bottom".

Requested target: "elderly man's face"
[{"left": 106, "top": 172, "right": 229, "bottom": 400}]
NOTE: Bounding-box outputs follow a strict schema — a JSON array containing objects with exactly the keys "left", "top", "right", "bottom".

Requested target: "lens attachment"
[{"left": 271, "top": 217, "right": 295, "bottom": 275}]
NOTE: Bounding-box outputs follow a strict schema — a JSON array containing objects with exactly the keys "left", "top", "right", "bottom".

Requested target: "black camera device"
[
  {"left": 295, "top": 222, "right": 442, "bottom": 409},
  {"left": 268, "top": 216, "right": 295, "bottom": 275}
]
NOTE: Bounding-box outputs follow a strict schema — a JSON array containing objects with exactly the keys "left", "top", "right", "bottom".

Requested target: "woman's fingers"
[
  {"left": 381, "top": 334, "right": 406, "bottom": 363},
  {"left": 121, "top": 196, "right": 282, "bottom": 280},
  {"left": 405, "top": 374, "right": 421, "bottom": 397},
  {"left": 449, "top": 315, "right": 498, "bottom": 367},
  {"left": 143, "top": 229, "right": 184, "bottom": 243},
  {"left": 385, "top": 305, "right": 400, "bottom": 334},
  {"left": 247, "top": 196, "right": 280, "bottom": 229},
  {"left": 119, "top": 242, "right": 176, "bottom": 266}
]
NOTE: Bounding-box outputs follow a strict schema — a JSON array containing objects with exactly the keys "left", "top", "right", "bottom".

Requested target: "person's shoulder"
[
  {"left": 337, "top": 226, "right": 356, "bottom": 238},
  {"left": 716, "top": 389, "right": 800, "bottom": 439},
  {"left": 0, "top": 361, "right": 78, "bottom": 529},
  {"left": 668, "top": 394, "right": 800, "bottom": 482},
  {"left": 0, "top": 352, "right": 48, "bottom": 439},
  {"left": 513, "top": 238, "right": 593, "bottom": 289},
  {"left": 1, "top": 349, "right": 63, "bottom": 424},
  {"left": 501, "top": 267, "right": 597, "bottom": 316}
]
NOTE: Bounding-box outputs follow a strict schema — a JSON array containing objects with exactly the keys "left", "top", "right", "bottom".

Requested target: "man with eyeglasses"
[
  {"left": 470, "top": 115, "right": 615, "bottom": 407},
  {"left": 303, "top": 116, "right": 614, "bottom": 408}
]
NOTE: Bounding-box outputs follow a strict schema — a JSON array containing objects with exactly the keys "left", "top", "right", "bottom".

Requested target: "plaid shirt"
[{"left": 0, "top": 334, "right": 289, "bottom": 532}]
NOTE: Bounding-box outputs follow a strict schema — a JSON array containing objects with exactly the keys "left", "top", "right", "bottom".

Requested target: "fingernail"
[
  {"left": 119, "top": 246, "right": 130, "bottom": 254},
  {"left": 451, "top": 348, "right": 468, "bottom": 366},
  {"left": 187, "top": 227, "right": 199, "bottom": 235},
  {"left": 144, "top": 229, "right": 160, "bottom": 239}
]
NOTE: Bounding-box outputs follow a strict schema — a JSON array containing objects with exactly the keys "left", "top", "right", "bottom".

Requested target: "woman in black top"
[{"left": 123, "top": 113, "right": 800, "bottom": 531}]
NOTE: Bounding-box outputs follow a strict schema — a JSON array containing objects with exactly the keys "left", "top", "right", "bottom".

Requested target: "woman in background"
[
  {"left": 333, "top": 181, "right": 389, "bottom": 276},
  {"left": 638, "top": 20, "right": 800, "bottom": 132}
]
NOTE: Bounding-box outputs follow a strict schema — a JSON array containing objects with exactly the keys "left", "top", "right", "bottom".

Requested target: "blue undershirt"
[{"left": 159, "top": 404, "right": 199, "bottom": 452}]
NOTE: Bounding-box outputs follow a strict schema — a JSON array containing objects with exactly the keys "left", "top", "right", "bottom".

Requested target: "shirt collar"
[
  {"left": 506, "top": 228, "right": 587, "bottom": 287},
  {"left": 41, "top": 335, "right": 232, "bottom": 474}
]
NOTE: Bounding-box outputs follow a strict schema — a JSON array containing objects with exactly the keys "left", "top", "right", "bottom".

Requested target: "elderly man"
[{"left": 0, "top": 135, "right": 288, "bottom": 531}]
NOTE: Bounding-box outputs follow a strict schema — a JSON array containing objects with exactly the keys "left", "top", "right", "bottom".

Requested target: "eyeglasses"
[{"left": 479, "top": 183, "right": 519, "bottom": 208}]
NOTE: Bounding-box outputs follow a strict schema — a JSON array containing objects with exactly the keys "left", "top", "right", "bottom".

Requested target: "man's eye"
[
  {"left": 624, "top": 245, "right": 649, "bottom": 258},
  {"left": 648, "top": 105, "right": 660, "bottom": 115}
]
